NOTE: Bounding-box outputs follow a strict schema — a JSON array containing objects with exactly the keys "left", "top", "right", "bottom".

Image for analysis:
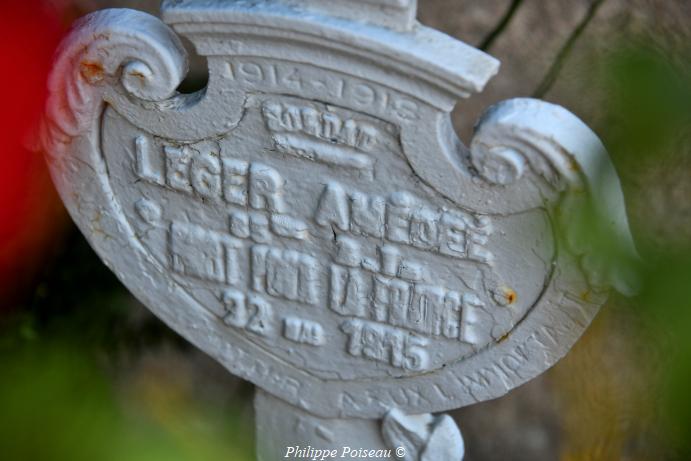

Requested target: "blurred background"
[{"left": 1, "top": 0, "right": 689, "bottom": 460}]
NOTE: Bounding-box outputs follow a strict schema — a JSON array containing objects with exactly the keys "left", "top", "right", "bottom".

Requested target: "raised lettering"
[
  {"left": 341, "top": 319, "right": 429, "bottom": 371},
  {"left": 169, "top": 222, "right": 241, "bottom": 284},
  {"left": 283, "top": 317, "right": 325, "bottom": 346},
  {"left": 251, "top": 245, "right": 320, "bottom": 305},
  {"left": 134, "top": 136, "right": 163, "bottom": 185}
]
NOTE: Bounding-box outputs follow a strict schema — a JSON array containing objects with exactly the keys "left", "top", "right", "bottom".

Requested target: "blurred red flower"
[{"left": 0, "top": 1, "right": 70, "bottom": 307}]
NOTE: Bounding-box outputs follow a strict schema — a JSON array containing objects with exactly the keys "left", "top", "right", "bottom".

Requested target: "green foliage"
[
  {"left": 0, "top": 334, "right": 253, "bottom": 461},
  {"left": 598, "top": 39, "right": 691, "bottom": 457},
  {"left": 603, "top": 43, "right": 691, "bottom": 164},
  {"left": 629, "top": 247, "right": 691, "bottom": 456},
  {"left": 0, "top": 340, "right": 254, "bottom": 461},
  {"left": 0, "top": 235, "right": 254, "bottom": 461}
]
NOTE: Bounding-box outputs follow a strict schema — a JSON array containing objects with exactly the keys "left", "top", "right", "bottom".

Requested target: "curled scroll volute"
[
  {"left": 40, "top": 9, "right": 188, "bottom": 156},
  {"left": 469, "top": 98, "right": 638, "bottom": 295}
]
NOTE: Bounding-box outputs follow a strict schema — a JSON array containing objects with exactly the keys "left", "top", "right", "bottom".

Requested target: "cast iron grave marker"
[{"left": 40, "top": 1, "right": 636, "bottom": 459}]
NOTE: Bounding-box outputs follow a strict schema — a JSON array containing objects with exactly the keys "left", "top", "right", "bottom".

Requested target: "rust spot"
[
  {"left": 580, "top": 290, "right": 592, "bottom": 302},
  {"left": 493, "top": 286, "right": 518, "bottom": 306},
  {"left": 568, "top": 158, "right": 580, "bottom": 172},
  {"left": 128, "top": 70, "right": 147, "bottom": 81},
  {"left": 80, "top": 60, "right": 104, "bottom": 83},
  {"left": 504, "top": 288, "right": 517, "bottom": 305},
  {"left": 498, "top": 332, "right": 510, "bottom": 344}
]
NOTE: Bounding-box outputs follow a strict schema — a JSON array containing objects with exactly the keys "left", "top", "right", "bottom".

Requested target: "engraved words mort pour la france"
[{"left": 41, "top": 2, "right": 634, "bottom": 420}]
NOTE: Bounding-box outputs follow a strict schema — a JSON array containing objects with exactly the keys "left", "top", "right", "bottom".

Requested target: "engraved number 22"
[{"left": 222, "top": 291, "right": 273, "bottom": 337}]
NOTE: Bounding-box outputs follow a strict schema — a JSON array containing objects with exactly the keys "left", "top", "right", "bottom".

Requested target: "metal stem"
[{"left": 255, "top": 388, "right": 390, "bottom": 460}]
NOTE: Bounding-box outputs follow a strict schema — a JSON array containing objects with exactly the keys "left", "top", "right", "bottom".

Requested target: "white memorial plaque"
[{"left": 40, "top": 0, "right": 635, "bottom": 422}]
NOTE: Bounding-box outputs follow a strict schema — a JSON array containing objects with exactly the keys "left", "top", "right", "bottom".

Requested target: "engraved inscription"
[
  {"left": 315, "top": 181, "right": 493, "bottom": 263},
  {"left": 451, "top": 323, "right": 572, "bottom": 400},
  {"left": 263, "top": 100, "right": 380, "bottom": 172},
  {"left": 341, "top": 319, "right": 429, "bottom": 371},
  {"left": 224, "top": 59, "right": 419, "bottom": 121},
  {"left": 228, "top": 211, "right": 308, "bottom": 242},
  {"left": 221, "top": 289, "right": 274, "bottom": 337},
  {"left": 127, "top": 125, "right": 501, "bottom": 377},
  {"left": 330, "top": 245, "right": 484, "bottom": 344},
  {"left": 283, "top": 317, "right": 325, "bottom": 346},
  {"left": 135, "top": 198, "right": 162, "bottom": 225},
  {"left": 225, "top": 61, "right": 304, "bottom": 90},
  {"left": 263, "top": 101, "right": 380, "bottom": 153},
  {"left": 134, "top": 140, "right": 286, "bottom": 211},
  {"left": 134, "top": 136, "right": 163, "bottom": 185},
  {"left": 251, "top": 245, "right": 320, "bottom": 305},
  {"left": 169, "top": 222, "right": 241, "bottom": 284}
]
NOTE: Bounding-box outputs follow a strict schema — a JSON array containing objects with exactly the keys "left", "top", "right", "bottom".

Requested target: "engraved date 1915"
[{"left": 341, "top": 318, "right": 429, "bottom": 371}]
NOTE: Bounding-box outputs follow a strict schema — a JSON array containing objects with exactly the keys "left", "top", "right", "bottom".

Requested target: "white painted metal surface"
[{"left": 39, "top": 1, "right": 635, "bottom": 458}]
